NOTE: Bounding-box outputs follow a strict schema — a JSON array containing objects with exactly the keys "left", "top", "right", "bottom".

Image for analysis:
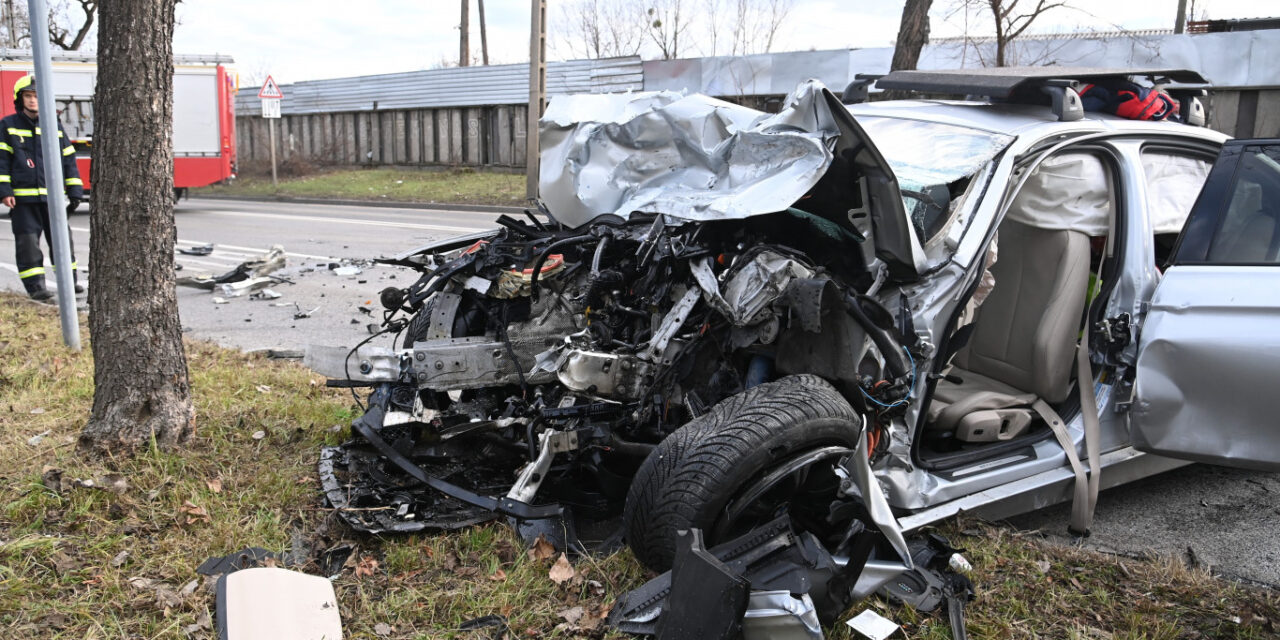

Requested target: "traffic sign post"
[{"left": 258, "top": 76, "right": 283, "bottom": 187}]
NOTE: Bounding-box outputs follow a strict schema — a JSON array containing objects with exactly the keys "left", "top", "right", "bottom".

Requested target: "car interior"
[{"left": 919, "top": 152, "right": 1112, "bottom": 462}]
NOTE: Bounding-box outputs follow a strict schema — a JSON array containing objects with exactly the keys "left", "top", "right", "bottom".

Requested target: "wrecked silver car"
[{"left": 314, "top": 68, "right": 1280, "bottom": 628}]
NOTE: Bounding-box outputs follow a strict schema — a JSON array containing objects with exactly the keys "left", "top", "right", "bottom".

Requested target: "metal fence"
[
  {"left": 237, "top": 104, "right": 530, "bottom": 167},
  {"left": 234, "top": 57, "right": 641, "bottom": 169}
]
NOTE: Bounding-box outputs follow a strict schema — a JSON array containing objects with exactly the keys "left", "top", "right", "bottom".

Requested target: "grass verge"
[
  {"left": 193, "top": 167, "right": 527, "bottom": 207},
  {"left": 1, "top": 292, "right": 1275, "bottom": 638}
]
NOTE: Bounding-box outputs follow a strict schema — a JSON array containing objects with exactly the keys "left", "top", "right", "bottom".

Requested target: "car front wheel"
[{"left": 622, "top": 374, "right": 864, "bottom": 572}]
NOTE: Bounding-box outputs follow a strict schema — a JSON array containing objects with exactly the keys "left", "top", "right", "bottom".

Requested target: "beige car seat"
[{"left": 927, "top": 219, "right": 1091, "bottom": 442}]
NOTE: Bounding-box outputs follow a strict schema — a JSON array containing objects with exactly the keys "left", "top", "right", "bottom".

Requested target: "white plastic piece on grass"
[{"left": 846, "top": 609, "right": 899, "bottom": 639}]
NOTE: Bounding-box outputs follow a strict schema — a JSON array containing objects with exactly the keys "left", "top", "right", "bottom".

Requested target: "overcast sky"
[{"left": 172, "top": 0, "right": 1276, "bottom": 84}]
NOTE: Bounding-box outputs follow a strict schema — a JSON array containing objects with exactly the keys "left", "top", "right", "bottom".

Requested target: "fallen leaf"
[
  {"left": 97, "top": 474, "right": 129, "bottom": 494},
  {"left": 527, "top": 535, "right": 556, "bottom": 561},
  {"left": 586, "top": 579, "right": 605, "bottom": 596},
  {"left": 373, "top": 622, "right": 393, "bottom": 637},
  {"left": 579, "top": 606, "right": 609, "bottom": 631},
  {"left": 548, "top": 553, "right": 574, "bottom": 585},
  {"left": 40, "top": 613, "right": 68, "bottom": 630},
  {"left": 354, "top": 555, "right": 379, "bottom": 578},
  {"left": 51, "top": 552, "right": 80, "bottom": 575},
  {"left": 180, "top": 579, "right": 200, "bottom": 597},
  {"left": 1035, "top": 560, "right": 1051, "bottom": 574},
  {"left": 177, "top": 500, "right": 211, "bottom": 526},
  {"left": 111, "top": 550, "right": 129, "bottom": 567},
  {"left": 455, "top": 566, "right": 481, "bottom": 578},
  {"left": 251, "top": 430, "right": 266, "bottom": 440},
  {"left": 205, "top": 478, "right": 223, "bottom": 494},
  {"left": 559, "top": 606, "right": 585, "bottom": 625},
  {"left": 42, "top": 467, "right": 63, "bottom": 493},
  {"left": 488, "top": 568, "right": 507, "bottom": 581},
  {"left": 155, "top": 586, "right": 183, "bottom": 609},
  {"left": 441, "top": 552, "right": 459, "bottom": 572},
  {"left": 129, "top": 576, "right": 161, "bottom": 591}
]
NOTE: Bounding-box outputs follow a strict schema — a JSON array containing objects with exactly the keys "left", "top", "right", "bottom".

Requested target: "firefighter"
[{"left": 0, "top": 73, "right": 84, "bottom": 301}]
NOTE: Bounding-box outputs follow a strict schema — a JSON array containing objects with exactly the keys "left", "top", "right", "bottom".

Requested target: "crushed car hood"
[{"left": 540, "top": 80, "right": 921, "bottom": 280}]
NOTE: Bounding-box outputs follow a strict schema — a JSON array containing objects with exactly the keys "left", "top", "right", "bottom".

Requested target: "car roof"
[{"left": 847, "top": 99, "right": 1230, "bottom": 143}]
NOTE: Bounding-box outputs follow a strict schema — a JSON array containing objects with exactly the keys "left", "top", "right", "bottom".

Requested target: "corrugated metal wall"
[
  {"left": 235, "top": 57, "right": 641, "bottom": 114},
  {"left": 237, "top": 104, "right": 530, "bottom": 167},
  {"left": 235, "top": 57, "right": 640, "bottom": 169}
]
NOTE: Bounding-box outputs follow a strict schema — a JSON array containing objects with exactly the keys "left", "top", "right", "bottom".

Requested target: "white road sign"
[
  {"left": 261, "top": 98, "right": 281, "bottom": 119},
  {"left": 257, "top": 75, "right": 284, "bottom": 99}
]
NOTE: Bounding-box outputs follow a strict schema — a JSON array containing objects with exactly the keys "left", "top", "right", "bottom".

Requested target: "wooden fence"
[{"left": 235, "top": 104, "right": 530, "bottom": 169}]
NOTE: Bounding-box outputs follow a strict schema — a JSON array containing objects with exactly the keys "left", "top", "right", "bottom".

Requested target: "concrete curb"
[{"left": 188, "top": 193, "right": 525, "bottom": 215}]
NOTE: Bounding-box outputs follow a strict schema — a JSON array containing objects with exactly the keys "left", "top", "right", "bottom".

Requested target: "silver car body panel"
[
  {"left": 539, "top": 82, "right": 839, "bottom": 228},
  {"left": 1130, "top": 265, "right": 1280, "bottom": 471},
  {"left": 839, "top": 107, "right": 1228, "bottom": 513}
]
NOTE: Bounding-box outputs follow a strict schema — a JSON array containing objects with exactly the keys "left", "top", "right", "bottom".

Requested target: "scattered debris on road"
[{"left": 177, "top": 242, "right": 215, "bottom": 256}]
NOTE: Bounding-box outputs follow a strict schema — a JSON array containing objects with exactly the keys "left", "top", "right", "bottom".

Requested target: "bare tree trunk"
[
  {"left": 891, "top": 0, "right": 931, "bottom": 71},
  {"left": 460, "top": 0, "right": 470, "bottom": 66},
  {"left": 80, "top": 0, "right": 193, "bottom": 455},
  {"left": 478, "top": 0, "right": 489, "bottom": 65},
  {"left": 886, "top": 0, "right": 932, "bottom": 99}
]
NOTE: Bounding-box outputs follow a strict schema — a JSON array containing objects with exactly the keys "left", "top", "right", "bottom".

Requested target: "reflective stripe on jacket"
[{"left": 0, "top": 112, "right": 83, "bottom": 203}]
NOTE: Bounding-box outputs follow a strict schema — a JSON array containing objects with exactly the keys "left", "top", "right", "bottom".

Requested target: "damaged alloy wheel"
[{"left": 623, "top": 375, "right": 865, "bottom": 572}]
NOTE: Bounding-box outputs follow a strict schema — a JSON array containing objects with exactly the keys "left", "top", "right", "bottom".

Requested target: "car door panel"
[
  {"left": 1131, "top": 265, "right": 1280, "bottom": 470},
  {"left": 1130, "top": 139, "right": 1280, "bottom": 471}
]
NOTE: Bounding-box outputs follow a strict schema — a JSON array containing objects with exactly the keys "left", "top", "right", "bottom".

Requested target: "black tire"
[{"left": 623, "top": 374, "right": 863, "bottom": 572}]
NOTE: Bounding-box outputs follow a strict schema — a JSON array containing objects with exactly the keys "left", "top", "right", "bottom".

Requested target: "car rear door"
[{"left": 1129, "top": 139, "right": 1280, "bottom": 471}]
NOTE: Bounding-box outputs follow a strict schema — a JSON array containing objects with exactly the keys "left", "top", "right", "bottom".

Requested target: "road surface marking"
[{"left": 69, "top": 226, "right": 337, "bottom": 261}]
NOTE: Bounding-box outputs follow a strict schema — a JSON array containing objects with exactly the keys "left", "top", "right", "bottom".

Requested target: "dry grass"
[
  {"left": 0, "top": 291, "right": 1275, "bottom": 639},
  {"left": 195, "top": 167, "right": 527, "bottom": 207}
]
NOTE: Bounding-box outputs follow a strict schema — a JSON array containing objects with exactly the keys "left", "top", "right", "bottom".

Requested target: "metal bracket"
[{"left": 506, "top": 429, "right": 580, "bottom": 503}]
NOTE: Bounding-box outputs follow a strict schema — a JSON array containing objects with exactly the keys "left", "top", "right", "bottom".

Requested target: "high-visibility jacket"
[{"left": 0, "top": 111, "right": 83, "bottom": 204}]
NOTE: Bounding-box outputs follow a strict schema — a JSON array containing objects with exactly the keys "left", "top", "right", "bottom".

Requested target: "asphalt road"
[
  {"left": 0, "top": 197, "right": 501, "bottom": 353},
  {"left": 2, "top": 197, "right": 1276, "bottom": 588}
]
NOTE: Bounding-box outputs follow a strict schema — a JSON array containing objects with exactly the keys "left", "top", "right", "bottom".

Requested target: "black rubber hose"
[
  {"left": 529, "top": 234, "right": 595, "bottom": 302},
  {"left": 591, "top": 235, "right": 611, "bottom": 273},
  {"left": 844, "top": 294, "right": 910, "bottom": 379},
  {"left": 608, "top": 433, "right": 657, "bottom": 457}
]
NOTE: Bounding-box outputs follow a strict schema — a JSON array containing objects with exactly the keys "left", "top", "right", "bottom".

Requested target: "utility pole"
[
  {"left": 460, "top": 0, "right": 470, "bottom": 67},
  {"left": 526, "top": 0, "right": 544, "bottom": 200},
  {"left": 1174, "top": 0, "right": 1188, "bottom": 34},
  {"left": 26, "top": 0, "right": 80, "bottom": 349},
  {"left": 5, "top": 0, "right": 18, "bottom": 47},
  {"left": 478, "top": 0, "right": 489, "bottom": 65}
]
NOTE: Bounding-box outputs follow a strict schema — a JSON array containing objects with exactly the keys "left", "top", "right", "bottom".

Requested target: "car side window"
[{"left": 1206, "top": 146, "right": 1280, "bottom": 264}]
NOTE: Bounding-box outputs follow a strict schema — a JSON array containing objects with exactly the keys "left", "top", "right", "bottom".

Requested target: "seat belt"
[{"left": 1028, "top": 344, "right": 1101, "bottom": 535}]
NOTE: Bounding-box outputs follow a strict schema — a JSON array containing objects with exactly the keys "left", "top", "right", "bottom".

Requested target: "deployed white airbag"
[
  {"left": 1006, "top": 153, "right": 1112, "bottom": 236},
  {"left": 1143, "top": 153, "right": 1213, "bottom": 234}
]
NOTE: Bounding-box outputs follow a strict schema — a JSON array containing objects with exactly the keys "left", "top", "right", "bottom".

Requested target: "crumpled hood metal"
[{"left": 539, "top": 80, "right": 845, "bottom": 229}]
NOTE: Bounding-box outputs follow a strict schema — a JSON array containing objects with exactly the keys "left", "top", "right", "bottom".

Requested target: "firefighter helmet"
[{"left": 12, "top": 74, "right": 35, "bottom": 100}]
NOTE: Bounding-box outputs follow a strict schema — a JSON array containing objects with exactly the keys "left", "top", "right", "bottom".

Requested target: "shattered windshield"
[{"left": 857, "top": 116, "right": 1013, "bottom": 243}]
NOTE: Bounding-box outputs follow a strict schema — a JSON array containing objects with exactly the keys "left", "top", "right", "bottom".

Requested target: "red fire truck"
[{"left": 0, "top": 51, "right": 237, "bottom": 200}]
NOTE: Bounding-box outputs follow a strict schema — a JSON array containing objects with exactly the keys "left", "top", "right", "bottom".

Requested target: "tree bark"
[
  {"left": 80, "top": 0, "right": 193, "bottom": 455},
  {"left": 885, "top": 0, "right": 932, "bottom": 100}
]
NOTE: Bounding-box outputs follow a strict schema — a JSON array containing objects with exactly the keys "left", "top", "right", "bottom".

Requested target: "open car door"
[{"left": 1130, "top": 140, "right": 1280, "bottom": 471}]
